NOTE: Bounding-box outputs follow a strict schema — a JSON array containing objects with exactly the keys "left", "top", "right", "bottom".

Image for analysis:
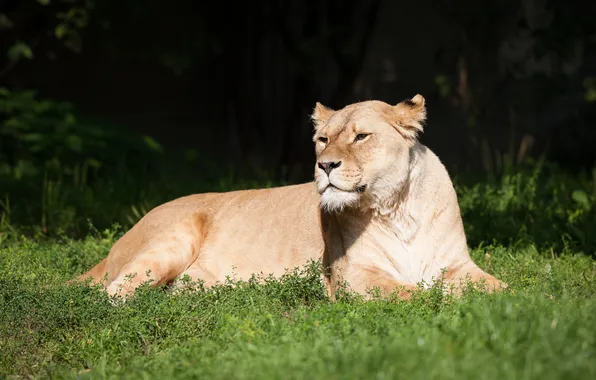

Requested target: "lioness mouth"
[{"left": 326, "top": 184, "right": 367, "bottom": 193}]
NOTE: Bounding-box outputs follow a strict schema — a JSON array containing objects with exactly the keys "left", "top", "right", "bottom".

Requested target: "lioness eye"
[
  {"left": 318, "top": 136, "right": 328, "bottom": 144},
  {"left": 354, "top": 133, "right": 369, "bottom": 142}
]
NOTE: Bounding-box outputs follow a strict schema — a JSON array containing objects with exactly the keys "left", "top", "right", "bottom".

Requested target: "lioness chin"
[{"left": 75, "top": 94, "right": 505, "bottom": 299}]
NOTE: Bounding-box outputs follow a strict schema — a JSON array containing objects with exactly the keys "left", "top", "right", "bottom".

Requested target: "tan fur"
[{"left": 75, "top": 95, "right": 505, "bottom": 299}]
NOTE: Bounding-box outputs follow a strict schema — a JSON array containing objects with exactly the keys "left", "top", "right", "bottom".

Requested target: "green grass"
[
  {"left": 1, "top": 229, "right": 595, "bottom": 379},
  {"left": 1, "top": 159, "right": 595, "bottom": 379}
]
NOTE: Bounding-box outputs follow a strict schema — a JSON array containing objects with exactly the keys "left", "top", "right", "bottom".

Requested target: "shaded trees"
[{"left": 1, "top": 0, "right": 595, "bottom": 180}]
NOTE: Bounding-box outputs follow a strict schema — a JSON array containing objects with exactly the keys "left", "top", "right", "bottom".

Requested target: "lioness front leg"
[
  {"left": 442, "top": 261, "right": 507, "bottom": 295},
  {"left": 331, "top": 264, "right": 417, "bottom": 300}
]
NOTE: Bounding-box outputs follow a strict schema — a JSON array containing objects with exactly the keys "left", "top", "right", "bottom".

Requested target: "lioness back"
[{"left": 90, "top": 183, "right": 324, "bottom": 293}]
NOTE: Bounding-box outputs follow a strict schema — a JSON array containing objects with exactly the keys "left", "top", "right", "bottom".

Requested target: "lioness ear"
[
  {"left": 311, "top": 102, "right": 335, "bottom": 131},
  {"left": 388, "top": 94, "right": 427, "bottom": 140}
]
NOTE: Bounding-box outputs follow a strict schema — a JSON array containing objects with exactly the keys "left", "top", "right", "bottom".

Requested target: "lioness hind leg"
[
  {"left": 105, "top": 258, "right": 159, "bottom": 297},
  {"left": 71, "top": 258, "right": 108, "bottom": 286},
  {"left": 105, "top": 248, "right": 195, "bottom": 298},
  {"left": 104, "top": 214, "right": 208, "bottom": 299}
]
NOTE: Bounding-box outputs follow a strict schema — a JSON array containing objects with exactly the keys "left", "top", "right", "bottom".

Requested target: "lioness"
[{"left": 76, "top": 95, "right": 504, "bottom": 299}]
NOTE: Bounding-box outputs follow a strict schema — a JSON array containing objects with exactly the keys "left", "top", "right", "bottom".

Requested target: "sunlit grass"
[{"left": 1, "top": 231, "right": 594, "bottom": 379}]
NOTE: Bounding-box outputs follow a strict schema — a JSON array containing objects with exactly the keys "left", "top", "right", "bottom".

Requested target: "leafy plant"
[{"left": 456, "top": 160, "right": 596, "bottom": 255}]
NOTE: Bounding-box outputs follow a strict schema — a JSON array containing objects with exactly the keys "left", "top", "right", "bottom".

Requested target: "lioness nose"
[{"left": 318, "top": 160, "right": 342, "bottom": 175}]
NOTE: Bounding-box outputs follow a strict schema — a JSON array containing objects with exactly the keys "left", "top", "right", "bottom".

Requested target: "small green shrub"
[{"left": 456, "top": 160, "right": 596, "bottom": 255}]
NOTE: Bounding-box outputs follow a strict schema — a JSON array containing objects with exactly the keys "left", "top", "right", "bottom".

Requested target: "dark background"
[{"left": 2, "top": 0, "right": 595, "bottom": 182}]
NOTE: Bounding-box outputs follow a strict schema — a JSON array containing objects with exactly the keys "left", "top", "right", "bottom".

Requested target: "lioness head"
[{"left": 311, "top": 95, "right": 427, "bottom": 212}]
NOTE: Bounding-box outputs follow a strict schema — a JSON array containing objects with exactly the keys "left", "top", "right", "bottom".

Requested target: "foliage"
[
  {"left": 0, "top": 0, "right": 94, "bottom": 79},
  {"left": 0, "top": 234, "right": 595, "bottom": 378},
  {"left": 1, "top": 87, "right": 119, "bottom": 176},
  {"left": 0, "top": 88, "right": 172, "bottom": 237},
  {"left": 456, "top": 160, "right": 596, "bottom": 255},
  {"left": 432, "top": 0, "right": 596, "bottom": 175},
  {"left": 3, "top": 1, "right": 595, "bottom": 178}
]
